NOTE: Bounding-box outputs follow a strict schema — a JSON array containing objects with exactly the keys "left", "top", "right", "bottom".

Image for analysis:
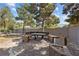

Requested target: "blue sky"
[
  {"left": 53, "top": 3, "right": 68, "bottom": 25},
  {"left": 0, "top": 3, "right": 68, "bottom": 25}
]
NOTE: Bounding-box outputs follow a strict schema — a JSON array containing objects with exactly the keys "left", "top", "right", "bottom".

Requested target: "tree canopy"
[
  {"left": 45, "top": 15, "right": 60, "bottom": 28},
  {"left": 0, "top": 7, "right": 15, "bottom": 32},
  {"left": 0, "top": 3, "right": 60, "bottom": 33},
  {"left": 26, "top": 3, "right": 57, "bottom": 31},
  {"left": 63, "top": 3, "right": 79, "bottom": 25}
]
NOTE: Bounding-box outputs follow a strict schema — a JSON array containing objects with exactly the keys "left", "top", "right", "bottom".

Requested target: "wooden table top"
[
  {"left": 48, "top": 34, "right": 60, "bottom": 38},
  {"left": 31, "top": 33, "right": 47, "bottom": 36},
  {"left": 26, "top": 32, "right": 49, "bottom": 36}
]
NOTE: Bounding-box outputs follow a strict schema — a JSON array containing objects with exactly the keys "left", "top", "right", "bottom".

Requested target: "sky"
[
  {"left": 0, "top": 3, "right": 69, "bottom": 25},
  {"left": 53, "top": 4, "right": 68, "bottom": 25}
]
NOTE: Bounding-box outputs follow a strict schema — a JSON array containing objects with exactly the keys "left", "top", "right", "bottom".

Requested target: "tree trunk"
[
  {"left": 42, "top": 20, "right": 45, "bottom": 32},
  {"left": 4, "top": 20, "right": 6, "bottom": 33},
  {"left": 22, "top": 21, "right": 25, "bottom": 35}
]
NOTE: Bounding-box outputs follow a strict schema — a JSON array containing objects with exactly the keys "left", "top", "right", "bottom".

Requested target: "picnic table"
[
  {"left": 25, "top": 32, "right": 67, "bottom": 46},
  {"left": 31, "top": 33, "right": 47, "bottom": 40},
  {"left": 25, "top": 32, "right": 49, "bottom": 40}
]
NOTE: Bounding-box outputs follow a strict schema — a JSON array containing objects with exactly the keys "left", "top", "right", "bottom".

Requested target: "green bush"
[{"left": 0, "top": 30, "right": 4, "bottom": 32}]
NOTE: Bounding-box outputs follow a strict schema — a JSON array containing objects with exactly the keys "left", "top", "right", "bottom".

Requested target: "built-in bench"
[{"left": 48, "top": 34, "right": 67, "bottom": 46}]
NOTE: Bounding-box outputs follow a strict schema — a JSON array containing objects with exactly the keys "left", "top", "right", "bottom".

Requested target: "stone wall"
[
  {"left": 14, "top": 28, "right": 68, "bottom": 37},
  {"left": 68, "top": 26, "right": 79, "bottom": 46},
  {"left": 49, "top": 45, "right": 66, "bottom": 56},
  {"left": 14, "top": 26, "right": 79, "bottom": 46},
  {"left": 14, "top": 28, "right": 68, "bottom": 46}
]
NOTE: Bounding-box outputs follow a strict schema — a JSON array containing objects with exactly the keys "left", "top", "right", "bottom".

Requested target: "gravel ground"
[
  {"left": 0, "top": 39, "right": 50, "bottom": 56},
  {"left": 0, "top": 39, "right": 69, "bottom": 56},
  {"left": 67, "top": 45, "right": 79, "bottom": 56},
  {"left": 0, "top": 37, "right": 21, "bottom": 48},
  {"left": 0, "top": 49, "right": 9, "bottom": 56},
  {"left": 18, "top": 39, "right": 49, "bottom": 56}
]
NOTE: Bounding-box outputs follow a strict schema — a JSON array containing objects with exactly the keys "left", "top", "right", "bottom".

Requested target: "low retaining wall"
[
  {"left": 9, "top": 26, "right": 79, "bottom": 47},
  {"left": 49, "top": 45, "right": 66, "bottom": 56}
]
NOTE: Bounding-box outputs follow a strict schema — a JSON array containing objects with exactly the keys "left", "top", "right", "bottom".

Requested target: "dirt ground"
[{"left": 0, "top": 36, "right": 21, "bottom": 48}]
